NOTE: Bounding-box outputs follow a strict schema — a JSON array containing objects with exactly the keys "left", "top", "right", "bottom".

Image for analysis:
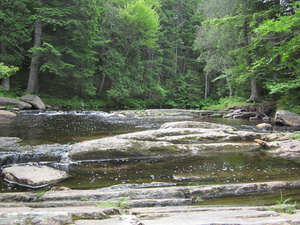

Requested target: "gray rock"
[
  {"left": 275, "top": 110, "right": 300, "bottom": 127},
  {"left": 159, "top": 121, "right": 234, "bottom": 131},
  {"left": 0, "top": 211, "right": 73, "bottom": 225},
  {"left": 20, "top": 94, "right": 46, "bottom": 109},
  {"left": 68, "top": 122, "right": 263, "bottom": 161},
  {"left": 269, "top": 139, "right": 300, "bottom": 160},
  {"left": 2, "top": 165, "right": 70, "bottom": 188},
  {"left": 0, "top": 97, "right": 32, "bottom": 109},
  {"left": 0, "top": 110, "right": 16, "bottom": 117},
  {"left": 256, "top": 123, "right": 272, "bottom": 131}
]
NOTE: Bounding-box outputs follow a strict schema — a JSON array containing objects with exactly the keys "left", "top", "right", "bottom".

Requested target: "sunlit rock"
[
  {"left": 2, "top": 165, "right": 70, "bottom": 188},
  {"left": 256, "top": 123, "right": 272, "bottom": 131}
]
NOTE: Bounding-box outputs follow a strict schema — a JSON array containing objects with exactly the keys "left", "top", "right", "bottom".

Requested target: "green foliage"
[
  {"left": 277, "top": 95, "right": 300, "bottom": 114},
  {"left": 120, "top": 0, "right": 161, "bottom": 48},
  {"left": 0, "top": 0, "right": 299, "bottom": 110},
  {"left": 273, "top": 190, "right": 298, "bottom": 214},
  {"left": 253, "top": 2, "right": 300, "bottom": 99},
  {"left": 291, "top": 134, "right": 300, "bottom": 140},
  {"left": 0, "top": 63, "right": 19, "bottom": 79},
  {"left": 118, "top": 194, "right": 130, "bottom": 209}
]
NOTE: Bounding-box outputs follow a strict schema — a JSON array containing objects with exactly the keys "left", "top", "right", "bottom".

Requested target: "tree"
[
  {"left": 0, "top": 63, "right": 19, "bottom": 82},
  {"left": 158, "top": 0, "right": 203, "bottom": 106},
  {"left": 27, "top": 0, "right": 102, "bottom": 96},
  {"left": 0, "top": 0, "right": 33, "bottom": 90},
  {"left": 254, "top": 1, "right": 300, "bottom": 102},
  {"left": 96, "top": 0, "right": 161, "bottom": 103},
  {"left": 194, "top": 0, "right": 276, "bottom": 101}
]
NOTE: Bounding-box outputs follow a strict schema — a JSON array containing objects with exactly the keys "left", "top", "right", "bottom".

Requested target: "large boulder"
[
  {"left": 20, "top": 94, "right": 46, "bottom": 109},
  {"left": 275, "top": 110, "right": 300, "bottom": 127},
  {"left": 2, "top": 165, "right": 70, "bottom": 188},
  {"left": 0, "top": 97, "right": 32, "bottom": 109}
]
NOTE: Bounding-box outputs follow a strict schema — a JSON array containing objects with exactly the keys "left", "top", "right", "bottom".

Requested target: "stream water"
[{"left": 0, "top": 110, "right": 300, "bottom": 205}]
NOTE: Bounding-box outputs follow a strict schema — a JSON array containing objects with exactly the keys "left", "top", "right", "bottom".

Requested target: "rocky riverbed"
[{"left": 1, "top": 109, "right": 300, "bottom": 224}]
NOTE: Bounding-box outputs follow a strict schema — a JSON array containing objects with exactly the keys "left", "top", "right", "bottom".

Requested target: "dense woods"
[{"left": 0, "top": 0, "right": 299, "bottom": 110}]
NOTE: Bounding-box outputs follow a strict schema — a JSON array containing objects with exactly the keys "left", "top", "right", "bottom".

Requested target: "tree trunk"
[
  {"left": 204, "top": 73, "right": 209, "bottom": 99},
  {"left": 99, "top": 74, "right": 106, "bottom": 93},
  {"left": 242, "top": 19, "right": 259, "bottom": 102},
  {"left": 0, "top": 41, "right": 10, "bottom": 91},
  {"left": 26, "top": 20, "right": 42, "bottom": 94},
  {"left": 226, "top": 78, "right": 233, "bottom": 97}
]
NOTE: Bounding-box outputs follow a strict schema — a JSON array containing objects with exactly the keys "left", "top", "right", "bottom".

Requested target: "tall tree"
[
  {"left": 254, "top": 1, "right": 300, "bottom": 100},
  {"left": 26, "top": 0, "right": 102, "bottom": 96},
  {"left": 195, "top": 0, "right": 276, "bottom": 101},
  {"left": 158, "top": 0, "right": 202, "bottom": 106},
  {"left": 96, "top": 0, "right": 161, "bottom": 103},
  {"left": 0, "top": 0, "right": 33, "bottom": 90}
]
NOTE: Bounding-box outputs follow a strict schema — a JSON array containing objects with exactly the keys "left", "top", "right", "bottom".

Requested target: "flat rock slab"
[
  {"left": 133, "top": 206, "right": 299, "bottom": 225},
  {"left": 2, "top": 165, "right": 70, "bottom": 188},
  {"left": 0, "top": 206, "right": 119, "bottom": 225},
  {"left": 74, "top": 206, "right": 300, "bottom": 225}
]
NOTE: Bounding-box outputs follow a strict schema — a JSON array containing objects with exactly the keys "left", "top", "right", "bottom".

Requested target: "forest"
[{"left": 0, "top": 0, "right": 299, "bottom": 111}]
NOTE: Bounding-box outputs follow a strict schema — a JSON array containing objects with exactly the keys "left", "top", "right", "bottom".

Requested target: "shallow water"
[
  {"left": 0, "top": 110, "right": 269, "bottom": 145},
  {"left": 56, "top": 152, "right": 300, "bottom": 190},
  {"left": 0, "top": 110, "right": 299, "bottom": 205}
]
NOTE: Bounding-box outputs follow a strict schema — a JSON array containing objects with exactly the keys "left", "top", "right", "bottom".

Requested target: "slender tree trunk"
[
  {"left": 174, "top": 46, "right": 178, "bottom": 77},
  {"left": 0, "top": 41, "right": 10, "bottom": 91},
  {"left": 99, "top": 74, "right": 106, "bottom": 93},
  {"left": 204, "top": 73, "right": 209, "bottom": 99},
  {"left": 226, "top": 78, "right": 233, "bottom": 97},
  {"left": 242, "top": 19, "right": 259, "bottom": 102},
  {"left": 26, "top": 20, "right": 42, "bottom": 93}
]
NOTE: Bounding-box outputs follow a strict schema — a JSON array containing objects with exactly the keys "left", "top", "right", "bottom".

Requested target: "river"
[{"left": 0, "top": 110, "right": 299, "bottom": 205}]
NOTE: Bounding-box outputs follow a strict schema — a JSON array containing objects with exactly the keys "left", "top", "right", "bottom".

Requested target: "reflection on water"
[{"left": 58, "top": 152, "right": 300, "bottom": 190}]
